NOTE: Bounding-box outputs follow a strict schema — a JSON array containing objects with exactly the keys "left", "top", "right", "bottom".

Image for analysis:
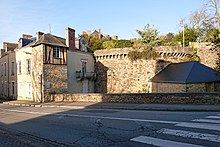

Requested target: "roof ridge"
[
  {"left": 185, "top": 62, "right": 196, "bottom": 83},
  {"left": 48, "top": 34, "right": 65, "bottom": 45}
]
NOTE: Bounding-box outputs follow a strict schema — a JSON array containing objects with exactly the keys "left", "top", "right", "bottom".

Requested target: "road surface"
[{"left": 0, "top": 104, "right": 220, "bottom": 146}]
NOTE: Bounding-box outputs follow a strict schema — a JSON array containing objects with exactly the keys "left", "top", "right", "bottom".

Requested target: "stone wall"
[
  {"left": 151, "top": 82, "right": 220, "bottom": 93},
  {"left": 43, "top": 64, "right": 68, "bottom": 101},
  {"left": 194, "top": 42, "right": 218, "bottom": 69},
  {"left": 49, "top": 93, "right": 220, "bottom": 104},
  {"left": 94, "top": 47, "right": 186, "bottom": 93}
]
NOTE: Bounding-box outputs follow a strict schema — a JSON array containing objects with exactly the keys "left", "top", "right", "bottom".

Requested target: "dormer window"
[{"left": 53, "top": 47, "right": 60, "bottom": 58}]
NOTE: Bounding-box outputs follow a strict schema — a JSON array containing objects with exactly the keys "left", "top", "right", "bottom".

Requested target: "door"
[{"left": 82, "top": 79, "right": 89, "bottom": 93}]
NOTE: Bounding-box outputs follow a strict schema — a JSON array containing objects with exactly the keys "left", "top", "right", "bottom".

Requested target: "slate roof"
[
  {"left": 32, "top": 33, "right": 67, "bottom": 48},
  {"left": 150, "top": 61, "right": 220, "bottom": 83}
]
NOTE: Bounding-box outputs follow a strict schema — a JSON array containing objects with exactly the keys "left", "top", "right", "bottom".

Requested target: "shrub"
[{"left": 128, "top": 46, "right": 158, "bottom": 61}]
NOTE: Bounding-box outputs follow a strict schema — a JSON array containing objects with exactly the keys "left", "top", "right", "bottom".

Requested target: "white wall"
[{"left": 67, "top": 50, "right": 95, "bottom": 93}]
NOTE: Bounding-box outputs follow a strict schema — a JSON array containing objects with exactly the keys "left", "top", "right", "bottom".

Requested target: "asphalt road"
[{"left": 0, "top": 104, "right": 220, "bottom": 147}]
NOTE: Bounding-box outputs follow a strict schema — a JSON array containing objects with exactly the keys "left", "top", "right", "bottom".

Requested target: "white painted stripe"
[
  {"left": 130, "top": 136, "right": 203, "bottom": 147},
  {"left": 0, "top": 108, "right": 178, "bottom": 124},
  {"left": 206, "top": 116, "right": 220, "bottom": 119},
  {"left": 157, "top": 128, "right": 220, "bottom": 143},
  {"left": 192, "top": 119, "right": 220, "bottom": 124},
  {"left": 176, "top": 122, "right": 220, "bottom": 131}
]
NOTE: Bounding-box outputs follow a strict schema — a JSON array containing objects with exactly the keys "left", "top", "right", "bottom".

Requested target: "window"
[
  {"left": 82, "top": 61, "right": 87, "bottom": 74},
  {"left": 4, "top": 81, "right": 6, "bottom": 96},
  {"left": 53, "top": 47, "right": 60, "bottom": 58},
  {"left": 26, "top": 82, "right": 32, "bottom": 98},
  {"left": 18, "top": 61, "right": 21, "bottom": 74},
  {"left": 1, "top": 81, "right": 3, "bottom": 95},
  {"left": 11, "top": 61, "right": 15, "bottom": 76},
  {"left": 10, "top": 81, "right": 15, "bottom": 96},
  {"left": 1, "top": 64, "right": 3, "bottom": 76},
  {"left": 18, "top": 82, "right": 22, "bottom": 96},
  {"left": 26, "top": 59, "right": 31, "bottom": 74},
  {"left": 4, "top": 63, "right": 6, "bottom": 76}
]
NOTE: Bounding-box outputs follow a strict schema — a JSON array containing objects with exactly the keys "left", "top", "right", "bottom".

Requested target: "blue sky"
[{"left": 0, "top": 0, "right": 204, "bottom": 48}]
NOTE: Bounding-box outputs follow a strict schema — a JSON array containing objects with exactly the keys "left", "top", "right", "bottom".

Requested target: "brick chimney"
[
  {"left": 82, "top": 31, "right": 87, "bottom": 36},
  {"left": 3, "top": 42, "right": 18, "bottom": 51},
  {"left": 65, "top": 27, "right": 75, "bottom": 50},
  {"left": 98, "top": 28, "right": 102, "bottom": 40},
  {"left": 36, "top": 31, "right": 44, "bottom": 41},
  {"left": 22, "top": 34, "right": 32, "bottom": 39}
]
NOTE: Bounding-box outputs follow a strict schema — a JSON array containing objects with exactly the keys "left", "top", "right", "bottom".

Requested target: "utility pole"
[
  {"left": 49, "top": 24, "right": 51, "bottom": 34},
  {"left": 180, "top": 19, "right": 185, "bottom": 47}
]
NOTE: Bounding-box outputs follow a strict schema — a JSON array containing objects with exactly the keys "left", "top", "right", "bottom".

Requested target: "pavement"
[{"left": 1, "top": 99, "right": 220, "bottom": 111}]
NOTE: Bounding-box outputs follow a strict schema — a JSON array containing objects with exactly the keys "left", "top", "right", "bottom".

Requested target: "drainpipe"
[
  {"left": 40, "top": 74, "right": 43, "bottom": 103},
  {"left": 7, "top": 53, "right": 10, "bottom": 98}
]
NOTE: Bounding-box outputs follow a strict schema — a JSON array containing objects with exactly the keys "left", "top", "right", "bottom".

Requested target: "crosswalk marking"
[
  {"left": 157, "top": 128, "right": 220, "bottom": 143},
  {"left": 192, "top": 119, "right": 220, "bottom": 124},
  {"left": 130, "top": 136, "right": 203, "bottom": 147},
  {"left": 206, "top": 116, "right": 220, "bottom": 119},
  {"left": 175, "top": 122, "right": 220, "bottom": 131}
]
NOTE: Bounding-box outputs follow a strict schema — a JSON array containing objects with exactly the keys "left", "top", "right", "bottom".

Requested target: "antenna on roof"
[{"left": 49, "top": 24, "right": 51, "bottom": 34}]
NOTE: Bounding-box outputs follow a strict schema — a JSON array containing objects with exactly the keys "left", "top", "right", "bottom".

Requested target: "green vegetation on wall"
[
  {"left": 102, "top": 40, "right": 132, "bottom": 49},
  {"left": 183, "top": 48, "right": 200, "bottom": 62},
  {"left": 128, "top": 46, "right": 158, "bottom": 61}
]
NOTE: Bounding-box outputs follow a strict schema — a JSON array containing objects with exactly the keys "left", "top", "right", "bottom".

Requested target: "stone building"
[
  {"left": 15, "top": 31, "right": 69, "bottom": 102},
  {"left": 0, "top": 42, "right": 18, "bottom": 99},
  {"left": 150, "top": 61, "right": 220, "bottom": 93},
  {"left": 0, "top": 27, "right": 95, "bottom": 102}
]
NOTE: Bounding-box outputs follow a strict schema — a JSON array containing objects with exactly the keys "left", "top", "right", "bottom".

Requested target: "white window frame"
[
  {"left": 53, "top": 47, "right": 60, "bottom": 58},
  {"left": 26, "top": 59, "right": 31, "bottom": 75},
  {"left": 26, "top": 82, "right": 32, "bottom": 98},
  {"left": 18, "top": 82, "right": 22, "bottom": 97},
  {"left": 18, "top": 60, "right": 21, "bottom": 74}
]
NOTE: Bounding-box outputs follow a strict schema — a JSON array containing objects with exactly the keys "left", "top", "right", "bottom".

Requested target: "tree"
[
  {"left": 81, "top": 34, "right": 103, "bottom": 51},
  {"left": 136, "top": 24, "right": 160, "bottom": 46},
  {"left": 175, "top": 25, "right": 198, "bottom": 46},
  {"left": 207, "top": 0, "right": 220, "bottom": 36}
]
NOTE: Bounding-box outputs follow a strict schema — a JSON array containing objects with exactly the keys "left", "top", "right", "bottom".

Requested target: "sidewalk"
[{"left": 2, "top": 100, "right": 220, "bottom": 111}]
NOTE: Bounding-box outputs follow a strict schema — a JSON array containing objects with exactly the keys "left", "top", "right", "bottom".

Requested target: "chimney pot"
[
  {"left": 36, "top": 32, "right": 44, "bottom": 41},
  {"left": 98, "top": 28, "right": 101, "bottom": 40},
  {"left": 22, "top": 34, "right": 33, "bottom": 39},
  {"left": 65, "top": 27, "right": 75, "bottom": 50}
]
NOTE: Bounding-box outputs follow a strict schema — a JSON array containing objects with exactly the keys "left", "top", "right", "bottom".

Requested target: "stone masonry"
[
  {"left": 94, "top": 47, "right": 191, "bottom": 93},
  {"left": 43, "top": 64, "right": 68, "bottom": 101}
]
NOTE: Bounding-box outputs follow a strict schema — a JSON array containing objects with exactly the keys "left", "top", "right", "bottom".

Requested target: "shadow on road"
[
  {"left": 0, "top": 98, "right": 11, "bottom": 103},
  {"left": 0, "top": 102, "right": 149, "bottom": 147}
]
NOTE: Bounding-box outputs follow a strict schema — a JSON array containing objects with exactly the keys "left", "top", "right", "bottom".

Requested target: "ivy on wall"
[{"left": 128, "top": 46, "right": 158, "bottom": 61}]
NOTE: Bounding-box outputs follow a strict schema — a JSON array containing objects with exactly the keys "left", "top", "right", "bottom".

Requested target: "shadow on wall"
[
  {"left": 95, "top": 61, "right": 109, "bottom": 93},
  {"left": 151, "top": 60, "right": 171, "bottom": 93}
]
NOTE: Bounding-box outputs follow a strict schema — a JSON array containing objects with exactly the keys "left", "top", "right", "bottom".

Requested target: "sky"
[{"left": 0, "top": 0, "right": 205, "bottom": 48}]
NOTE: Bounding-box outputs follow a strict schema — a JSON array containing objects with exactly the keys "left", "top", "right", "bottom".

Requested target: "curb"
[{"left": 3, "top": 102, "right": 220, "bottom": 112}]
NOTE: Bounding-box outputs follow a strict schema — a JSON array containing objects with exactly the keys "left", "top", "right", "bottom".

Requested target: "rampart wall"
[{"left": 94, "top": 47, "right": 191, "bottom": 93}]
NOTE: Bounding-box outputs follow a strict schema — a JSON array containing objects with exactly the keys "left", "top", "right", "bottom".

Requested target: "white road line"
[
  {"left": 176, "top": 122, "right": 220, "bottom": 131},
  {"left": 206, "top": 116, "right": 220, "bottom": 119},
  {"left": 192, "top": 119, "right": 220, "bottom": 124},
  {"left": 130, "top": 136, "right": 203, "bottom": 147},
  {"left": 0, "top": 108, "right": 178, "bottom": 124},
  {"left": 157, "top": 128, "right": 220, "bottom": 143}
]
